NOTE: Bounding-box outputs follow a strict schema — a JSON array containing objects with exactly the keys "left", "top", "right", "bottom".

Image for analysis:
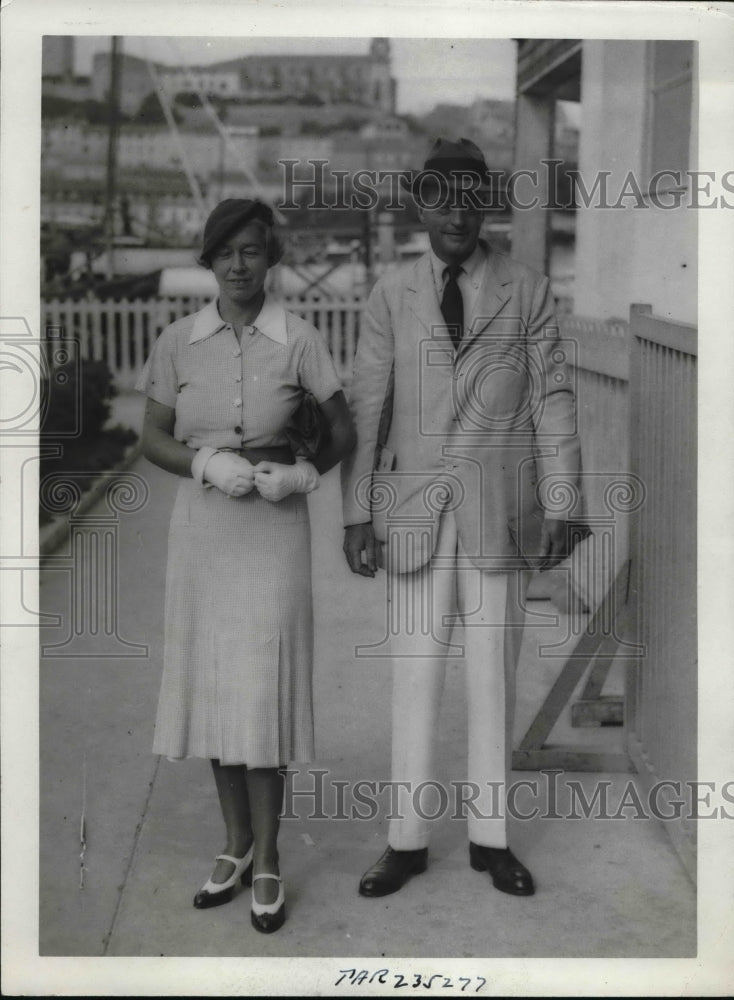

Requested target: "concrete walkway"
[{"left": 39, "top": 394, "right": 695, "bottom": 960}]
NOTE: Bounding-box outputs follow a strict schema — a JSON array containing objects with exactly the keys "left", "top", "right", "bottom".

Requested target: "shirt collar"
[
  {"left": 188, "top": 295, "right": 288, "bottom": 345},
  {"left": 429, "top": 241, "right": 487, "bottom": 291},
  {"left": 251, "top": 296, "right": 288, "bottom": 344},
  {"left": 188, "top": 299, "right": 227, "bottom": 343}
]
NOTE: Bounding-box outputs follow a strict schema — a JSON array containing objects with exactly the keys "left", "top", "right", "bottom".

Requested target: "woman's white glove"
[
  {"left": 253, "top": 458, "right": 320, "bottom": 502},
  {"left": 199, "top": 450, "right": 255, "bottom": 497}
]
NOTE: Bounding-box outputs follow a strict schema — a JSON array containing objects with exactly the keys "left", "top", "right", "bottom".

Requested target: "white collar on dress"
[{"left": 188, "top": 296, "right": 288, "bottom": 346}]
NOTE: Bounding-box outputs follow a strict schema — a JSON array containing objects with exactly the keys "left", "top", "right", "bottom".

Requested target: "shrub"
[{"left": 39, "top": 359, "right": 138, "bottom": 525}]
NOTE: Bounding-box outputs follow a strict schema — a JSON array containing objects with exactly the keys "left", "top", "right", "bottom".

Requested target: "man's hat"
[
  {"left": 401, "top": 137, "right": 493, "bottom": 199},
  {"left": 198, "top": 198, "right": 275, "bottom": 266}
]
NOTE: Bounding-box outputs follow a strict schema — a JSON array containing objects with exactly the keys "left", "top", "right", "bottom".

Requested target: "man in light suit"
[{"left": 341, "top": 138, "right": 582, "bottom": 897}]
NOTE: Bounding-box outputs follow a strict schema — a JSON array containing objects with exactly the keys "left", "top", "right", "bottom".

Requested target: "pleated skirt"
[{"left": 153, "top": 478, "right": 314, "bottom": 767}]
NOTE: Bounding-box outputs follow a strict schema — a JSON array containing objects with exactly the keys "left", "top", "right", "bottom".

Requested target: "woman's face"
[{"left": 210, "top": 221, "right": 270, "bottom": 308}]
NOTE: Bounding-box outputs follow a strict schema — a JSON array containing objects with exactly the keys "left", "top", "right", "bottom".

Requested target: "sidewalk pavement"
[{"left": 39, "top": 394, "right": 695, "bottom": 959}]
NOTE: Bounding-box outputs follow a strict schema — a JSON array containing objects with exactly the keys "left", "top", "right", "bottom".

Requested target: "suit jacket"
[{"left": 341, "top": 242, "right": 582, "bottom": 574}]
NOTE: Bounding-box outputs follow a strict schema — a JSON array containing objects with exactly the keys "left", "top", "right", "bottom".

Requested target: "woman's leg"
[
  {"left": 247, "top": 766, "right": 285, "bottom": 904},
  {"left": 210, "top": 759, "right": 254, "bottom": 882}
]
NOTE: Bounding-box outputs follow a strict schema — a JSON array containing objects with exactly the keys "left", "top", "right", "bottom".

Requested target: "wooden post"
[
  {"left": 104, "top": 37, "right": 122, "bottom": 281},
  {"left": 624, "top": 304, "right": 651, "bottom": 740}
]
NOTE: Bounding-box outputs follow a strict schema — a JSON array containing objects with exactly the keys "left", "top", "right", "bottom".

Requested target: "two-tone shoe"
[
  {"left": 251, "top": 874, "right": 286, "bottom": 933},
  {"left": 193, "top": 849, "right": 254, "bottom": 909}
]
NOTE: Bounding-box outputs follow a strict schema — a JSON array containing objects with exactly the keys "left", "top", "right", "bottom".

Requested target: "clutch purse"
[{"left": 284, "top": 392, "right": 330, "bottom": 462}]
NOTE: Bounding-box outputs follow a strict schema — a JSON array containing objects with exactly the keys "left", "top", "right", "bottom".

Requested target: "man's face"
[{"left": 417, "top": 182, "right": 484, "bottom": 265}]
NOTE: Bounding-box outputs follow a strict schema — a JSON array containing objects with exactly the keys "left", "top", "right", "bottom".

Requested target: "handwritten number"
[{"left": 334, "top": 970, "right": 485, "bottom": 991}]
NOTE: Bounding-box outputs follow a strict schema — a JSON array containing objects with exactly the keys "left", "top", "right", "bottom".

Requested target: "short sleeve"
[
  {"left": 134, "top": 327, "right": 178, "bottom": 408},
  {"left": 296, "top": 324, "right": 343, "bottom": 404}
]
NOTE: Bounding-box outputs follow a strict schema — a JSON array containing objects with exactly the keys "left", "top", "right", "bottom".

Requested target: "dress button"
[
  {"left": 235, "top": 375, "right": 242, "bottom": 382},
  {"left": 233, "top": 398, "right": 242, "bottom": 407},
  {"left": 233, "top": 349, "right": 241, "bottom": 357},
  {"left": 235, "top": 425, "right": 243, "bottom": 434}
]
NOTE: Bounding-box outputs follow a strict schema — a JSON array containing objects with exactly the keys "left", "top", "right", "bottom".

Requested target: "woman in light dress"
[{"left": 138, "top": 199, "right": 355, "bottom": 933}]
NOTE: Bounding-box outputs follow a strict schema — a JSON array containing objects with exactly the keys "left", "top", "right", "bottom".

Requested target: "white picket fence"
[
  {"left": 42, "top": 294, "right": 364, "bottom": 389},
  {"left": 43, "top": 294, "right": 629, "bottom": 390}
]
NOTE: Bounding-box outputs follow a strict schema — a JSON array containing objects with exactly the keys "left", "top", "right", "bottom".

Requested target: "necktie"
[{"left": 440, "top": 265, "right": 464, "bottom": 350}]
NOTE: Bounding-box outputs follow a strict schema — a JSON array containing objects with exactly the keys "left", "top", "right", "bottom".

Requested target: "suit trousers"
[{"left": 386, "top": 511, "right": 528, "bottom": 851}]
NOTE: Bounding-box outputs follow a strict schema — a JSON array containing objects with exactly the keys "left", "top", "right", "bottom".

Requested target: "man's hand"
[
  {"left": 343, "top": 523, "right": 380, "bottom": 577},
  {"left": 538, "top": 518, "right": 568, "bottom": 571}
]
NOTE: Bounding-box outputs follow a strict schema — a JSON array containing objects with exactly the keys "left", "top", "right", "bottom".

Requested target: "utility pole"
[{"left": 104, "top": 36, "right": 122, "bottom": 280}]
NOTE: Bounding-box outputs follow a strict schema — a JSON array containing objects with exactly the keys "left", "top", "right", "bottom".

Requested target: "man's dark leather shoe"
[
  {"left": 359, "top": 846, "right": 428, "bottom": 897},
  {"left": 469, "top": 843, "right": 535, "bottom": 896}
]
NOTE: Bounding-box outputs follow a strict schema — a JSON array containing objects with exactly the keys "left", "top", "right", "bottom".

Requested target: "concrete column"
[{"left": 511, "top": 92, "right": 555, "bottom": 275}]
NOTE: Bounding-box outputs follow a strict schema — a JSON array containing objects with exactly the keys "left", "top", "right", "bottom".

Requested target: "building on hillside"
[
  {"left": 90, "top": 37, "right": 396, "bottom": 118},
  {"left": 42, "top": 121, "right": 259, "bottom": 181},
  {"left": 330, "top": 123, "right": 420, "bottom": 177},
  {"left": 158, "top": 67, "right": 240, "bottom": 98},
  {"left": 189, "top": 37, "right": 395, "bottom": 113},
  {"left": 41, "top": 166, "right": 280, "bottom": 244},
  {"left": 416, "top": 96, "right": 577, "bottom": 179}
]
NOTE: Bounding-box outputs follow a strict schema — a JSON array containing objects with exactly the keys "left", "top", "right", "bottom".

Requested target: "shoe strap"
[
  {"left": 252, "top": 873, "right": 282, "bottom": 883},
  {"left": 215, "top": 853, "right": 250, "bottom": 865}
]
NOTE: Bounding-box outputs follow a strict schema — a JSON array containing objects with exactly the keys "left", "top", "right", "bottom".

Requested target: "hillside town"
[{"left": 41, "top": 36, "right": 578, "bottom": 301}]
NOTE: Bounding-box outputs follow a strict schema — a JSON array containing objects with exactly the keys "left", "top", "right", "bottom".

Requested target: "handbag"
[{"left": 284, "top": 392, "right": 331, "bottom": 462}]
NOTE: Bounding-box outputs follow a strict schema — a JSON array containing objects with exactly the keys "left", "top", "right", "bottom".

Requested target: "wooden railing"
[
  {"left": 627, "top": 304, "right": 697, "bottom": 883},
  {"left": 562, "top": 315, "right": 631, "bottom": 605},
  {"left": 515, "top": 314, "right": 636, "bottom": 773},
  {"left": 42, "top": 294, "right": 364, "bottom": 389},
  {"left": 515, "top": 305, "right": 698, "bottom": 887}
]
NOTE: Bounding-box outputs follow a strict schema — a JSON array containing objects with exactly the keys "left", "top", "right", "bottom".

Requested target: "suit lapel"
[
  {"left": 405, "top": 247, "right": 514, "bottom": 352},
  {"left": 405, "top": 254, "right": 447, "bottom": 338},
  {"left": 461, "top": 248, "right": 513, "bottom": 352}
]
